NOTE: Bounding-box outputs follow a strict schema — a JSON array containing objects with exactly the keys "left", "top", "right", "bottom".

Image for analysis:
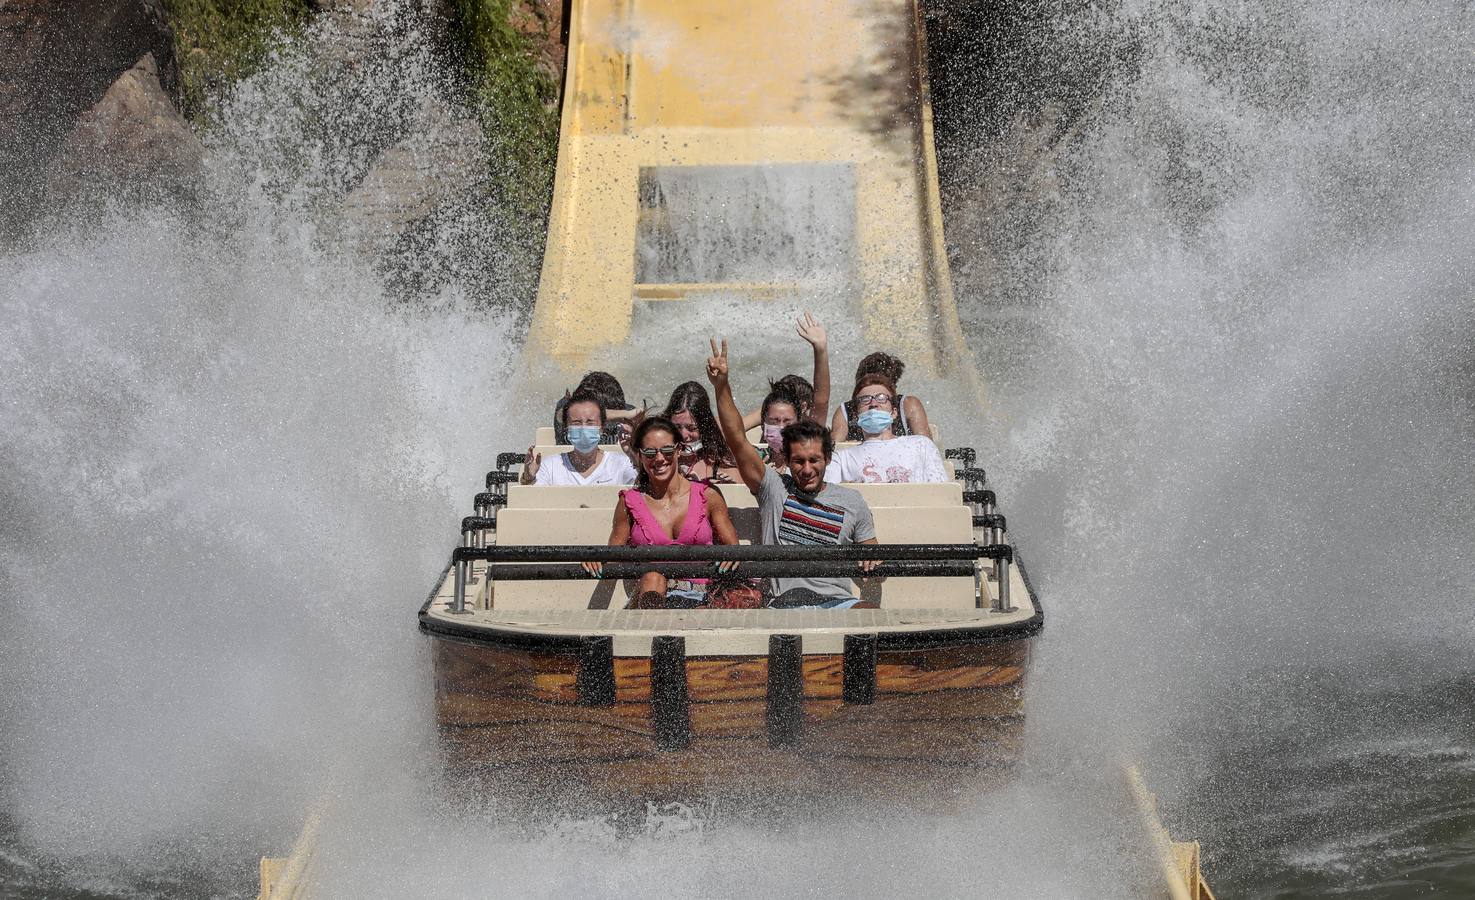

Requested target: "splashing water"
[{"left": 2, "top": 0, "right": 1474, "bottom": 898}]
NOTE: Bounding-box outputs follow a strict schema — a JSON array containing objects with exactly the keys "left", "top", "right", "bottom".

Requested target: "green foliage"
[
  {"left": 447, "top": 0, "right": 561, "bottom": 215},
  {"left": 163, "top": 0, "right": 314, "bottom": 119}
]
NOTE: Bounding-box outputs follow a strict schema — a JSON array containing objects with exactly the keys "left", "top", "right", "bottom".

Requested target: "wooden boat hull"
[{"left": 430, "top": 632, "right": 1031, "bottom": 804}]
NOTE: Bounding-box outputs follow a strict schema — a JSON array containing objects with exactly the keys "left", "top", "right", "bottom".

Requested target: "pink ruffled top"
[{"left": 622, "top": 481, "right": 714, "bottom": 547}]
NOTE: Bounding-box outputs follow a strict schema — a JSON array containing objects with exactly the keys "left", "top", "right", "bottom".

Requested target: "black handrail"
[
  {"left": 482, "top": 560, "right": 977, "bottom": 580},
  {"left": 485, "top": 471, "right": 518, "bottom": 491},
  {"left": 496, "top": 452, "right": 526, "bottom": 471},
  {"left": 955, "top": 466, "right": 987, "bottom": 486},
  {"left": 945, "top": 447, "right": 976, "bottom": 468},
  {"left": 452, "top": 543, "right": 1002, "bottom": 563}
]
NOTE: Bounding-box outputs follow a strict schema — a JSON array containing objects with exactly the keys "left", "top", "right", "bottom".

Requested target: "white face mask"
[{"left": 682, "top": 440, "right": 703, "bottom": 454}]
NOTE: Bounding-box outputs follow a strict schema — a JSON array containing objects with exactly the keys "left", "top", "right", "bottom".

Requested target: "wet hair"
[
  {"left": 761, "top": 384, "right": 803, "bottom": 422},
  {"left": 630, "top": 415, "right": 680, "bottom": 489},
  {"left": 854, "top": 352, "right": 905, "bottom": 387},
  {"left": 576, "top": 371, "right": 628, "bottom": 409},
  {"left": 561, "top": 387, "right": 608, "bottom": 426},
  {"left": 662, "top": 381, "right": 734, "bottom": 467},
  {"left": 851, "top": 373, "right": 897, "bottom": 402},
  {"left": 769, "top": 374, "right": 814, "bottom": 415},
  {"left": 782, "top": 420, "right": 834, "bottom": 460}
]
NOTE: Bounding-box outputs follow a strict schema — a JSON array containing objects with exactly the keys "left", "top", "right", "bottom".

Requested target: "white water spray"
[{"left": 1, "top": 1, "right": 1472, "bottom": 897}]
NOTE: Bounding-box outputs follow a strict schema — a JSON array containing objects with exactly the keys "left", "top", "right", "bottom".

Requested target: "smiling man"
[{"left": 707, "top": 338, "right": 879, "bottom": 608}]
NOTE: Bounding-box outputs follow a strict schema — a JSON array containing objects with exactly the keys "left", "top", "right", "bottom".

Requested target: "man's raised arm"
[{"left": 706, "top": 338, "right": 767, "bottom": 493}]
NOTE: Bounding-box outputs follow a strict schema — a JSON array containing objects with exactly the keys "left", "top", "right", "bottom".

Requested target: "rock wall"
[{"left": 0, "top": 0, "right": 179, "bottom": 229}]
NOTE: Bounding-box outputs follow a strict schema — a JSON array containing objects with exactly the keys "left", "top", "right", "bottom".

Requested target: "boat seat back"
[
  {"left": 524, "top": 427, "right": 942, "bottom": 455},
  {"left": 531, "top": 427, "right": 774, "bottom": 446},
  {"left": 504, "top": 481, "right": 964, "bottom": 509},
  {"left": 489, "top": 504, "right": 975, "bottom": 610}
]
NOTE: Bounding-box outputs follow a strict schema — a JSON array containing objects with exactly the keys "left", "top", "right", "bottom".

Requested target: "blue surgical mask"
[
  {"left": 857, "top": 409, "right": 893, "bottom": 435},
  {"left": 567, "top": 426, "right": 601, "bottom": 452}
]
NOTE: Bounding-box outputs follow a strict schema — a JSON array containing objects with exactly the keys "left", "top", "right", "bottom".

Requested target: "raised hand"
[
  {"left": 706, "top": 337, "right": 729, "bottom": 388},
  {"left": 520, "top": 443, "right": 542, "bottom": 485},
  {"left": 796, "top": 312, "right": 827, "bottom": 351}
]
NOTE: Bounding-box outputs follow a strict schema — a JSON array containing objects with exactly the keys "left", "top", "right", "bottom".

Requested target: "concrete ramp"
[{"left": 529, "top": 0, "right": 968, "bottom": 375}]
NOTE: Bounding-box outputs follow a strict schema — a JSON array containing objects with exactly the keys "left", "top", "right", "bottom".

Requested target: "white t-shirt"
[
  {"left": 533, "top": 449, "right": 637, "bottom": 486},
  {"left": 824, "top": 435, "right": 947, "bottom": 484}
]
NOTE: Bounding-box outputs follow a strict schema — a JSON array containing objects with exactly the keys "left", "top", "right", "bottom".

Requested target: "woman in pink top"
[{"left": 585, "top": 416, "right": 739, "bottom": 608}]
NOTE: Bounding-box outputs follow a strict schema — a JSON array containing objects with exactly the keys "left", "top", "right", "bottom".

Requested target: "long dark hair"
[
  {"left": 630, "top": 415, "right": 680, "bottom": 491},
  {"left": 662, "top": 381, "right": 734, "bottom": 467},
  {"left": 769, "top": 374, "right": 814, "bottom": 417}
]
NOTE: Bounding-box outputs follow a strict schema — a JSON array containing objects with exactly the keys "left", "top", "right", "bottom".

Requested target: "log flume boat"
[
  {"left": 257, "top": 0, "right": 1215, "bottom": 894},
  {"left": 421, "top": 438, "right": 1037, "bottom": 803}
]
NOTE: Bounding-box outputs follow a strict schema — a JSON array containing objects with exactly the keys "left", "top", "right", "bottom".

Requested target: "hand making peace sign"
[{"left": 706, "top": 338, "right": 729, "bottom": 388}]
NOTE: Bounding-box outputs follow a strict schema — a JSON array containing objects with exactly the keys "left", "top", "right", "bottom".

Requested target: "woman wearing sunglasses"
[
  {"left": 585, "top": 416, "right": 741, "bottom": 608},
  {"left": 825, "top": 375, "right": 947, "bottom": 484}
]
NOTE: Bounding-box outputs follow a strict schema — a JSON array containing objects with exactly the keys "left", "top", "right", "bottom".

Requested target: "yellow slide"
[{"left": 528, "top": 0, "right": 969, "bottom": 376}]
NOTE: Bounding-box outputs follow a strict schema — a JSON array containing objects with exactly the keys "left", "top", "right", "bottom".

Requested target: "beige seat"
[
  {"left": 535, "top": 426, "right": 557, "bottom": 444},
  {"left": 489, "top": 504, "right": 975, "bottom": 610},
  {"left": 507, "top": 480, "right": 963, "bottom": 510}
]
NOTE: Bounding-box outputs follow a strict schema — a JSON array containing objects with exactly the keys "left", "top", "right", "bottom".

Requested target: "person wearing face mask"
[
  {"left": 758, "top": 385, "right": 802, "bottom": 472},
  {"left": 830, "top": 351, "right": 932, "bottom": 443},
  {"left": 661, "top": 381, "right": 739, "bottom": 483},
  {"left": 521, "top": 388, "right": 638, "bottom": 486},
  {"left": 824, "top": 375, "right": 947, "bottom": 484},
  {"left": 708, "top": 338, "right": 883, "bottom": 609}
]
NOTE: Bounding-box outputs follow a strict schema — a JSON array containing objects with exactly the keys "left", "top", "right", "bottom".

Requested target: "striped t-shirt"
[{"left": 757, "top": 467, "right": 876, "bottom": 599}]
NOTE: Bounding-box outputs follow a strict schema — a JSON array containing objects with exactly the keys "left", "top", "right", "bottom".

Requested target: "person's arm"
[
  {"left": 705, "top": 489, "right": 742, "bottom": 574},
  {"left": 707, "top": 338, "right": 767, "bottom": 493},
  {"left": 583, "top": 495, "right": 631, "bottom": 576},
  {"left": 830, "top": 405, "right": 848, "bottom": 444},
  {"left": 903, "top": 395, "right": 931, "bottom": 443},
  {"left": 741, "top": 408, "right": 762, "bottom": 431},
  {"left": 797, "top": 312, "right": 830, "bottom": 423},
  {"left": 853, "top": 499, "right": 879, "bottom": 572}
]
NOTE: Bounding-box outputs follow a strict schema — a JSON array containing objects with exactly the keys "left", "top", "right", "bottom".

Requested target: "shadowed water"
[{"left": 2, "top": 0, "right": 1473, "bottom": 897}]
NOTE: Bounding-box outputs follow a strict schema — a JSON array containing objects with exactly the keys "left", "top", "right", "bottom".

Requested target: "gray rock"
[
  {"left": 0, "top": 0, "right": 178, "bottom": 232},
  {"left": 52, "top": 53, "right": 204, "bottom": 192},
  {"left": 336, "top": 97, "right": 485, "bottom": 256}
]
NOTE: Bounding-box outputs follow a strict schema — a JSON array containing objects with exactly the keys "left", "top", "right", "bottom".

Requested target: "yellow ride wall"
[{"left": 529, "top": 0, "right": 968, "bottom": 375}]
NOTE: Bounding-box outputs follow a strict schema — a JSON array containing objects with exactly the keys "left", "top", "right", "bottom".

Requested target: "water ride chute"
[{"left": 526, "top": 0, "right": 969, "bottom": 379}]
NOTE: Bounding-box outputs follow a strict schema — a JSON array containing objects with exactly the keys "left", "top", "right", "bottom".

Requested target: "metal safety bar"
[
  {"left": 444, "top": 542, "right": 1017, "bottom": 614},
  {"left": 461, "top": 515, "right": 496, "bottom": 550},
  {"left": 955, "top": 466, "right": 988, "bottom": 487},
  {"left": 478, "top": 560, "right": 977, "bottom": 581},
  {"left": 472, "top": 491, "right": 508, "bottom": 520},
  {"left": 945, "top": 447, "right": 976, "bottom": 468},
  {"left": 452, "top": 542, "right": 1001, "bottom": 563},
  {"left": 485, "top": 471, "right": 518, "bottom": 491}
]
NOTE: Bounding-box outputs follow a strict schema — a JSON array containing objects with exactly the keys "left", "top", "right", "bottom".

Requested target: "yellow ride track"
[{"left": 527, "top": 0, "right": 968, "bottom": 376}]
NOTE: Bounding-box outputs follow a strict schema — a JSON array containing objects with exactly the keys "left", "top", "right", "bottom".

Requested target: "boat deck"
[{"left": 423, "top": 600, "right": 1038, "bottom": 656}]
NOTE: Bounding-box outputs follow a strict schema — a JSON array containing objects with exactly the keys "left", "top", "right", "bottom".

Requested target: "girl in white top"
[
  {"left": 521, "top": 391, "right": 638, "bottom": 486},
  {"left": 825, "top": 376, "right": 947, "bottom": 484}
]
